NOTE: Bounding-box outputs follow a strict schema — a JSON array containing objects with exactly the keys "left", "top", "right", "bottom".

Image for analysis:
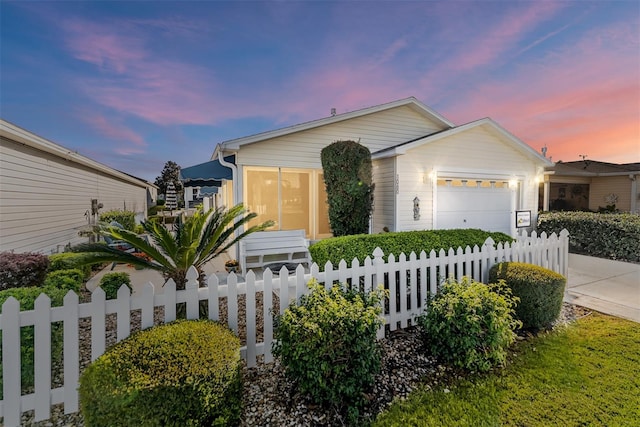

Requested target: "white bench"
[{"left": 239, "top": 229, "right": 311, "bottom": 275}]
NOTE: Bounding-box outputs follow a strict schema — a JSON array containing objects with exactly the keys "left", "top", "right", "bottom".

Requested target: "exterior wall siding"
[
  {"left": 0, "top": 137, "right": 147, "bottom": 254},
  {"left": 589, "top": 176, "right": 632, "bottom": 211},
  {"left": 371, "top": 157, "right": 396, "bottom": 233},
  {"left": 237, "top": 105, "right": 446, "bottom": 169}
]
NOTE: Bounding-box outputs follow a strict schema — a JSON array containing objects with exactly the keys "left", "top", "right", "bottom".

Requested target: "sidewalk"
[{"left": 565, "top": 254, "right": 640, "bottom": 323}]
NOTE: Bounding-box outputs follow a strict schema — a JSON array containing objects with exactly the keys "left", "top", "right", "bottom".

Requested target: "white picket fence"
[{"left": 0, "top": 230, "right": 569, "bottom": 426}]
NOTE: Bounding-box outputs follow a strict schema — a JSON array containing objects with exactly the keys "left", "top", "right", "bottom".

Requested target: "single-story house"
[
  {"left": 184, "top": 97, "right": 552, "bottom": 240},
  {"left": 541, "top": 160, "right": 640, "bottom": 213},
  {"left": 0, "top": 119, "right": 151, "bottom": 254}
]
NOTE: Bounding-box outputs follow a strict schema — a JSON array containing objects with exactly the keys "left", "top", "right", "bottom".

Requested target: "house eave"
[{"left": 0, "top": 119, "right": 148, "bottom": 189}]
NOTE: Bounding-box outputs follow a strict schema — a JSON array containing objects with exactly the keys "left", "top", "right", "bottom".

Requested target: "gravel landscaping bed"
[{"left": 19, "top": 301, "right": 591, "bottom": 426}]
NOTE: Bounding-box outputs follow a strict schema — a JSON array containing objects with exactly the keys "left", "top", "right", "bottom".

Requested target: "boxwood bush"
[
  {"left": 79, "top": 319, "right": 242, "bottom": 427},
  {"left": 0, "top": 251, "right": 50, "bottom": 290},
  {"left": 0, "top": 286, "right": 67, "bottom": 397},
  {"left": 273, "top": 280, "right": 385, "bottom": 422},
  {"left": 489, "top": 262, "right": 566, "bottom": 331},
  {"left": 48, "top": 252, "right": 92, "bottom": 279},
  {"left": 309, "top": 229, "right": 514, "bottom": 270},
  {"left": 98, "top": 272, "right": 132, "bottom": 299},
  {"left": 43, "top": 268, "right": 85, "bottom": 293},
  {"left": 417, "top": 277, "right": 520, "bottom": 372},
  {"left": 537, "top": 211, "right": 640, "bottom": 262}
]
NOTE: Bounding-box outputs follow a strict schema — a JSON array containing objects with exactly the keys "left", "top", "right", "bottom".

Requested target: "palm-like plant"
[{"left": 72, "top": 204, "right": 273, "bottom": 289}]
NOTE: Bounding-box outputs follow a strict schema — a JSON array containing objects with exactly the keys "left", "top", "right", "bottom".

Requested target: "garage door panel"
[{"left": 437, "top": 184, "right": 512, "bottom": 234}]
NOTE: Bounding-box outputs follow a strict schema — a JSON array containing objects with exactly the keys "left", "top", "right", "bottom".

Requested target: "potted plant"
[{"left": 225, "top": 259, "right": 240, "bottom": 273}]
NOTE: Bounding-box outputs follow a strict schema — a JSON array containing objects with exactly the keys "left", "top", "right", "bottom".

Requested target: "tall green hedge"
[
  {"left": 537, "top": 211, "right": 640, "bottom": 262},
  {"left": 99, "top": 210, "right": 136, "bottom": 231},
  {"left": 321, "top": 140, "right": 374, "bottom": 236},
  {"left": 309, "top": 229, "right": 514, "bottom": 269}
]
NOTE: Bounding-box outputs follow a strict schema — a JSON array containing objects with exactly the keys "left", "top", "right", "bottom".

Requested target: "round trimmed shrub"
[
  {"left": 48, "top": 253, "right": 91, "bottom": 279},
  {"left": 418, "top": 277, "right": 520, "bottom": 372},
  {"left": 98, "top": 272, "right": 132, "bottom": 299},
  {"left": 273, "top": 280, "right": 385, "bottom": 422},
  {"left": 0, "top": 286, "right": 67, "bottom": 396},
  {"left": 489, "top": 262, "right": 566, "bottom": 331},
  {"left": 79, "top": 319, "right": 242, "bottom": 427},
  {"left": 43, "top": 268, "right": 85, "bottom": 292}
]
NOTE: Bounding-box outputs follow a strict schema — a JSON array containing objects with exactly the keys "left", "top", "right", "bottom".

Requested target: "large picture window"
[{"left": 244, "top": 167, "right": 330, "bottom": 239}]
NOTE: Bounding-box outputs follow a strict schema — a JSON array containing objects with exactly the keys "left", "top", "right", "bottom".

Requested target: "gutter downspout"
[
  {"left": 630, "top": 174, "right": 638, "bottom": 214},
  {"left": 217, "top": 144, "right": 240, "bottom": 259}
]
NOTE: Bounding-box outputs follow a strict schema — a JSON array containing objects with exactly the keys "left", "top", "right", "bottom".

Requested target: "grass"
[{"left": 373, "top": 312, "right": 640, "bottom": 426}]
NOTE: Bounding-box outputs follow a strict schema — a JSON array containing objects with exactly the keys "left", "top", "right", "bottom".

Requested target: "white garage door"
[{"left": 436, "top": 179, "right": 513, "bottom": 234}]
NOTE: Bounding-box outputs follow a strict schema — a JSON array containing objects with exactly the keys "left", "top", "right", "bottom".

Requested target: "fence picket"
[
  {"left": 0, "top": 230, "right": 569, "bottom": 426},
  {"left": 263, "top": 269, "right": 274, "bottom": 363},
  {"left": 246, "top": 275, "right": 257, "bottom": 367},
  {"left": 62, "top": 291, "right": 79, "bottom": 414},
  {"left": 34, "top": 294, "right": 52, "bottom": 421},
  {"left": 2, "top": 297, "right": 22, "bottom": 426},
  {"left": 91, "top": 288, "right": 106, "bottom": 361}
]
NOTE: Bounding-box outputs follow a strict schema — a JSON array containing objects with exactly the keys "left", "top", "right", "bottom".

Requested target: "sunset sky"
[{"left": 1, "top": 1, "right": 638, "bottom": 181}]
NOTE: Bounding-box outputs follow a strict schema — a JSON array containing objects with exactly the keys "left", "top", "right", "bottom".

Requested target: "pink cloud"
[
  {"left": 442, "top": 22, "right": 640, "bottom": 162},
  {"left": 80, "top": 113, "right": 147, "bottom": 155}
]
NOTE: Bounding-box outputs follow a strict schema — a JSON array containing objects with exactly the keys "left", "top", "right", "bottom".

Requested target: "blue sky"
[{"left": 1, "top": 1, "right": 638, "bottom": 182}]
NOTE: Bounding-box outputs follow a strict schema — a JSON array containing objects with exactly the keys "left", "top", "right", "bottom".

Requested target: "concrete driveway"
[{"left": 565, "top": 254, "right": 640, "bottom": 323}]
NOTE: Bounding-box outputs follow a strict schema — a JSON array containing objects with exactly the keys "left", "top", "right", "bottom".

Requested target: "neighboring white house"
[
  {"left": 0, "top": 119, "right": 150, "bottom": 254},
  {"left": 188, "top": 97, "right": 552, "bottom": 240}
]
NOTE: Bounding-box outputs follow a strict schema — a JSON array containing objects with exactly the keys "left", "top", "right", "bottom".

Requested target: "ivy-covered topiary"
[
  {"left": 98, "top": 272, "right": 132, "bottom": 299},
  {"left": 489, "top": 262, "right": 566, "bottom": 330},
  {"left": 79, "top": 319, "right": 242, "bottom": 427},
  {"left": 309, "top": 228, "right": 513, "bottom": 270},
  {"left": 43, "top": 269, "right": 85, "bottom": 293},
  {"left": 273, "top": 280, "right": 385, "bottom": 423},
  {"left": 0, "top": 251, "right": 50, "bottom": 290},
  {"left": 417, "top": 277, "right": 520, "bottom": 372},
  {"left": 0, "top": 286, "right": 67, "bottom": 397},
  {"left": 321, "top": 140, "right": 374, "bottom": 236}
]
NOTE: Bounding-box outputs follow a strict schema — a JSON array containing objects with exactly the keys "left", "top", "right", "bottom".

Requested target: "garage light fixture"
[{"left": 509, "top": 179, "right": 518, "bottom": 189}]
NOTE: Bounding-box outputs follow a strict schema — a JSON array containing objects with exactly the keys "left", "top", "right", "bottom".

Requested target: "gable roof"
[
  {"left": 213, "top": 97, "right": 454, "bottom": 158},
  {"left": 372, "top": 117, "right": 553, "bottom": 166},
  {"left": 548, "top": 160, "right": 640, "bottom": 176}
]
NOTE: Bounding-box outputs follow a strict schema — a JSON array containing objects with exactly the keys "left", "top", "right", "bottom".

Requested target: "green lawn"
[{"left": 374, "top": 313, "right": 640, "bottom": 427}]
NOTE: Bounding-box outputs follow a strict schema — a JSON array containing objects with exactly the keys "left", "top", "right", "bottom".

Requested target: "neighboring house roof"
[
  {"left": 0, "top": 119, "right": 148, "bottom": 188},
  {"left": 212, "top": 96, "right": 455, "bottom": 158},
  {"left": 548, "top": 160, "right": 640, "bottom": 177},
  {"left": 372, "top": 117, "right": 552, "bottom": 166}
]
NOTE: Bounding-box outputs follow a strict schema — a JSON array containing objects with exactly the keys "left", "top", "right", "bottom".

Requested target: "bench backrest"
[{"left": 240, "top": 230, "right": 308, "bottom": 251}]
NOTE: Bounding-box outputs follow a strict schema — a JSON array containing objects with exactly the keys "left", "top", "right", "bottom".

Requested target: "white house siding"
[
  {"left": 371, "top": 157, "right": 396, "bottom": 233},
  {"left": 0, "top": 136, "right": 147, "bottom": 254},
  {"left": 236, "top": 105, "right": 446, "bottom": 170},
  {"left": 394, "top": 125, "right": 540, "bottom": 233}
]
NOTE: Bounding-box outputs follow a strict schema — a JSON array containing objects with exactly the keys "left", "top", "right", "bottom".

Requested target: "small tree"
[
  {"left": 320, "top": 140, "right": 374, "bottom": 236},
  {"left": 154, "top": 161, "right": 183, "bottom": 207}
]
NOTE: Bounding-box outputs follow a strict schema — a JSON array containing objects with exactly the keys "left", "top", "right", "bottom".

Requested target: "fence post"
[
  {"left": 372, "top": 247, "right": 385, "bottom": 340},
  {"left": 185, "top": 266, "right": 200, "bottom": 320},
  {"left": 560, "top": 229, "right": 570, "bottom": 277},
  {"left": 34, "top": 294, "right": 52, "bottom": 422},
  {"left": 62, "top": 291, "right": 79, "bottom": 414},
  {"left": 2, "top": 297, "right": 21, "bottom": 427},
  {"left": 482, "top": 237, "right": 496, "bottom": 283}
]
